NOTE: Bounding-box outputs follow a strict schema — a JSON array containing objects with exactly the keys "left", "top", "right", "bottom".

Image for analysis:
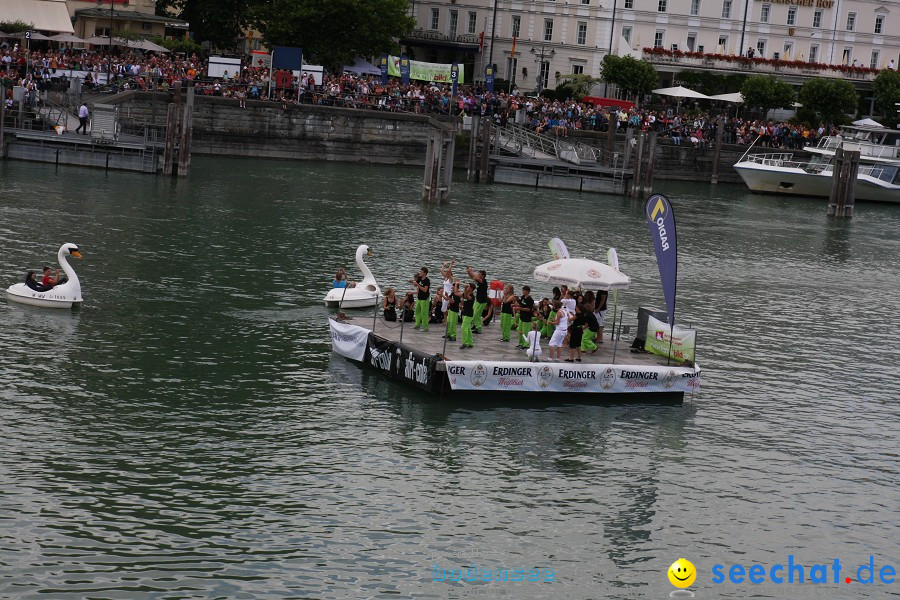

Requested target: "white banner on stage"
[
  {"left": 445, "top": 361, "right": 701, "bottom": 394},
  {"left": 329, "top": 320, "right": 369, "bottom": 362}
]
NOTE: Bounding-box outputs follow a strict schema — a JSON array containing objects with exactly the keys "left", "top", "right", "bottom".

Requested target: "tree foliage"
[
  {"left": 155, "top": 0, "right": 252, "bottom": 52},
  {"left": 740, "top": 76, "right": 795, "bottom": 115},
  {"left": 252, "top": 0, "right": 415, "bottom": 68},
  {"left": 0, "top": 20, "right": 33, "bottom": 34},
  {"left": 675, "top": 70, "right": 747, "bottom": 96},
  {"left": 556, "top": 74, "right": 602, "bottom": 100},
  {"left": 600, "top": 55, "right": 659, "bottom": 98},
  {"left": 798, "top": 78, "right": 858, "bottom": 125},
  {"left": 873, "top": 69, "right": 900, "bottom": 119}
]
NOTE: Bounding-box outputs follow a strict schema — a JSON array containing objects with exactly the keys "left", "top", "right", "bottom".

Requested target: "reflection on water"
[{"left": 0, "top": 159, "right": 898, "bottom": 599}]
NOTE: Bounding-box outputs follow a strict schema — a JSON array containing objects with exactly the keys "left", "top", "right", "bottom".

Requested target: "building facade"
[
  {"left": 64, "top": 0, "right": 187, "bottom": 40},
  {"left": 405, "top": 0, "right": 900, "bottom": 90}
]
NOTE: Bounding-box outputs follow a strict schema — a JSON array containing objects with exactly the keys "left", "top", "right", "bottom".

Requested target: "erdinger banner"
[
  {"left": 445, "top": 361, "right": 701, "bottom": 394},
  {"left": 645, "top": 315, "right": 696, "bottom": 363},
  {"left": 366, "top": 336, "right": 440, "bottom": 392},
  {"left": 329, "top": 320, "right": 369, "bottom": 362}
]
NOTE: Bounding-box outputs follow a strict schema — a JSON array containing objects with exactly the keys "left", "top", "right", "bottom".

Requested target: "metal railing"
[
  {"left": 741, "top": 152, "right": 831, "bottom": 173},
  {"left": 496, "top": 123, "right": 613, "bottom": 166}
]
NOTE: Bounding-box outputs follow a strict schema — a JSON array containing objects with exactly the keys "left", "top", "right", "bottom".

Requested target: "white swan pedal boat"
[
  {"left": 323, "top": 244, "right": 381, "bottom": 309},
  {"left": 6, "top": 243, "right": 84, "bottom": 309}
]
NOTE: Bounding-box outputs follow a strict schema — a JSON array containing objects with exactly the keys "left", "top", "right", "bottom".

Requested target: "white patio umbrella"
[
  {"left": 533, "top": 258, "right": 631, "bottom": 291},
  {"left": 85, "top": 36, "right": 126, "bottom": 46},
  {"left": 708, "top": 92, "right": 744, "bottom": 103},
  {"left": 129, "top": 39, "right": 171, "bottom": 53},
  {"left": 652, "top": 85, "right": 711, "bottom": 100},
  {"left": 51, "top": 33, "right": 87, "bottom": 44}
]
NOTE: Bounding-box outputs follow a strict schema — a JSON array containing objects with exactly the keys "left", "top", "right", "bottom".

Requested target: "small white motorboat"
[
  {"left": 324, "top": 244, "right": 381, "bottom": 309},
  {"left": 6, "top": 243, "right": 84, "bottom": 309}
]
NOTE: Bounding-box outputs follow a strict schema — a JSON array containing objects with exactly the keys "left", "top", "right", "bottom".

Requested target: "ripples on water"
[{"left": 0, "top": 159, "right": 898, "bottom": 599}]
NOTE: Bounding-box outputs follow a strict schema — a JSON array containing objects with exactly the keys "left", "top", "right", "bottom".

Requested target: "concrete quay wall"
[{"left": 113, "top": 92, "right": 451, "bottom": 165}]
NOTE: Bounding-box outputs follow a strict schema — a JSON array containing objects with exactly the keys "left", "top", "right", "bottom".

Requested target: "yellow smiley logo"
[{"left": 668, "top": 558, "right": 697, "bottom": 588}]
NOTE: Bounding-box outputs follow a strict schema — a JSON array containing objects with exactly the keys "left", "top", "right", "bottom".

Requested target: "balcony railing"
[{"left": 642, "top": 48, "right": 880, "bottom": 80}]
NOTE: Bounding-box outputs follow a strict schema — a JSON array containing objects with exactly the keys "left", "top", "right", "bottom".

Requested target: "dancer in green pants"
[
  {"left": 460, "top": 283, "right": 475, "bottom": 349},
  {"left": 466, "top": 266, "right": 488, "bottom": 333},
  {"left": 515, "top": 286, "right": 535, "bottom": 348},
  {"left": 499, "top": 284, "right": 516, "bottom": 342},
  {"left": 445, "top": 280, "right": 460, "bottom": 341},
  {"left": 581, "top": 309, "right": 599, "bottom": 353},
  {"left": 411, "top": 266, "right": 431, "bottom": 331}
]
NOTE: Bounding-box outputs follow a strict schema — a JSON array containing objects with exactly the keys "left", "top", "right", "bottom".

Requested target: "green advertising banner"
[
  {"left": 387, "top": 56, "right": 463, "bottom": 84},
  {"left": 645, "top": 315, "right": 696, "bottom": 363}
]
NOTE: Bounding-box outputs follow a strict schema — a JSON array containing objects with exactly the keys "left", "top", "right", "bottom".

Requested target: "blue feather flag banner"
[{"left": 645, "top": 194, "right": 677, "bottom": 328}]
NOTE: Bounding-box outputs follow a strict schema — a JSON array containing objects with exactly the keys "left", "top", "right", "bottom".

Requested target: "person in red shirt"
[{"left": 41, "top": 265, "right": 61, "bottom": 288}]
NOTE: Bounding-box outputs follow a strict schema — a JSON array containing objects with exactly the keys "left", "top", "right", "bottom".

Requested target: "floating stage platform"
[
  {"left": 6, "top": 129, "right": 160, "bottom": 173},
  {"left": 329, "top": 316, "right": 701, "bottom": 403}
]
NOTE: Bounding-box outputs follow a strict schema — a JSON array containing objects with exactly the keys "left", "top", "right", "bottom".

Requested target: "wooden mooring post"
[
  {"left": 161, "top": 83, "right": 181, "bottom": 176},
  {"left": 177, "top": 84, "right": 194, "bottom": 176},
  {"left": 630, "top": 131, "right": 646, "bottom": 197},
  {"left": 827, "top": 146, "right": 860, "bottom": 218},
  {"left": 0, "top": 84, "right": 6, "bottom": 159},
  {"left": 467, "top": 116, "right": 479, "bottom": 182},
  {"left": 642, "top": 131, "right": 657, "bottom": 195},
  {"left": 479, "top": 117, "right": 492, "bottom": 182},
  {"left": 711, "top": 116, "right": 724, "bottom": 184},
  {"left": 422, "top": 128, "right": 455, "bottom": 203}
]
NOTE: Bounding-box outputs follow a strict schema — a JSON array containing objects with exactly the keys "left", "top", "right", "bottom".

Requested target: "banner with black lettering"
[
  {"left": 365, "top": 336, "right": 440, "bottom": 392},
  {"left": 329, "top": 320, "right": 369, "bottom": 362},
  {"left": 445, "top": 361, "right": 701, "bottom": 394}
]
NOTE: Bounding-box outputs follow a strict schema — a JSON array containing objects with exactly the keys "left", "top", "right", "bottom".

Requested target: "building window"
[
  {"left": 511, "top": 15, "right": 520, "bottom": 38},
  {"left": 430, "top": 8, "right": 439, "bottom": 30},
  {"left": 809, "top": 44, "right": 818, "bottom": 62},
  {"left": 468, "top": 12, "right": 477, "bottom": 35},
  {"left": 573, "top": 65, "right": 584, "bottom": 74},
  {"left": 787, "top": 7, "right": 796, "bottom": 26},
  {"left": 507, "top": 56, "right": 518, "bottom": 85},
  {"left": 658, "top": 0, "right": 667, "bottom": 12},
  {"left": 846, "top": 12, "right": 855, "bottom": 31},
  {"left": 690, "top": 0, "right": 701, "bottom": 16},
  {"left": 576, "top": 22, "right": 587, "bottom": 45},
  {"left": 718, "top": 35, "right": 728, "bottom": 51},
  {"left": 654, "top": 30, "right": 665, "bottom": 48},
  {"left": 624, "top": 0, "right": 633, "bottom": 8},
  {"left": 582, "top": 0, "right": 590, "bottom": 4},
  {"left": 622, "top": 26, "right": 632, "bottom": 44},
  {"left": 760, "top": 4, "right": 770, "bottom": 23},
  {"left": 842, "top": 47, "right": 852, "bottom": 65},
  {"left": 784, "top": 41, "right": 793, "bottom": 59},
  {"left": 871, "top": 50, "right": 880, "bottom": 69},
  {"left": 142, "top": 22, "right": 152, "bottom": 31},
  {"left": 687, "top": 33, "right": 697, "bottom": 51},
  {"left": 875, "top": 15, "right": 884, "bottom": 34},
  {"left": 543, "top": 18, "right": 554, "bottom": 42},
  {"left": 813, "top": 9, "right": 822, "bottom": 28},
  {"left": 448, "top": 10, "right": 458, "bottom": 37},
  {"left": 756, "top": 39, "right": 767, "bottom": 57},
  {"left": 539, "top": 61, "right": 550, "bottom": 90},
  {"left": 722, "top": 0, "right": 732, "bottom": 19}
]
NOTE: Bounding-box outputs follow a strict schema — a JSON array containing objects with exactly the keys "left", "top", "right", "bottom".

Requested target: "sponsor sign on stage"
[
  {"left": 329, "top": 320, "right": 369, "bottom": 362},
  {"left": 645, "top": 315, "right": 696, "bottom": 363},
  {"left": 366, "top": 336, "right": 440, "bottom": 392},
  {"left": 445, "top": 361, "right": 700, "bottom": 394}
]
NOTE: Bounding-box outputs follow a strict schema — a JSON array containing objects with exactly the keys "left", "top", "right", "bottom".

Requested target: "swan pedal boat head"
[
  {"left": 324, "top": 244, "right": 381, "bottom": 309},
  {"left": 6, "top": 243, "right": 84, "bottom": 309}
]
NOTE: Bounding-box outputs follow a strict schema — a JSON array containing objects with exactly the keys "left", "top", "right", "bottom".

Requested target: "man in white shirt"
[{"left": 76, "top": 102, "right": 89, "bottom": 135}]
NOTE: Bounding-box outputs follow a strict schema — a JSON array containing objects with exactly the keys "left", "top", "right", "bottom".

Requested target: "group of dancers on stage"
[{"left": 380, "top": 260, "right": 608, "bottom": 362}]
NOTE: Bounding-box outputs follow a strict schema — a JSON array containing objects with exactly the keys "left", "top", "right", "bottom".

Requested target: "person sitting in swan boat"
[
  {"left": 332, "top": 268, "right": 356, "bottom": 289},
  {"left": 25, "top": 271, "right": 53, "bottom": 292},
  {"left": 41, "top": 265, "right": 65, "bottom": 289}
]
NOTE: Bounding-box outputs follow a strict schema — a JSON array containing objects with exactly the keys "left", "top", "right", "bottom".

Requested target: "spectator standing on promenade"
[{"left": 75, "top": 102, "right": 89, "bottom": 135}]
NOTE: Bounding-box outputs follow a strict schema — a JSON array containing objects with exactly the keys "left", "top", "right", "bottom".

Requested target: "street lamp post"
[
  {"left": 97, "top": 0, "right": 123, "bottom": 85},
  {"left": 530, "top": 45, "right": 555, "bottom": 94}
]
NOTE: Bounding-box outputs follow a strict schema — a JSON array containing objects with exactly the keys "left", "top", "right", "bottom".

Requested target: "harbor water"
[{"left": 1, "top": 158, "right": 898, "bottom": 599}]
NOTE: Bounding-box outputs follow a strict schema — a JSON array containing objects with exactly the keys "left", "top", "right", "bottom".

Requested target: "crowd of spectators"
[{"left": 2, "top": 42, "right": 835, "bottom": 150}]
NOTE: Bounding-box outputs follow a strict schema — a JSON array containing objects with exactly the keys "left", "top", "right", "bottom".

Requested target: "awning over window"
[{"left": 0, "top": 0, "right": 75, "bottom": 34}]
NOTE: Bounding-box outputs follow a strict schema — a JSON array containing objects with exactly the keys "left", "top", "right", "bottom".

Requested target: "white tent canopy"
[
  {"left": 533, "top": 258, "right": 631, "bottom": 291},
  {"left": 852, "top": 118, "right": 884, "bottom": 128},
  {"left": 709, "top": 92, "right": 744, "bottom": 103},
  {"left": 652, "top": 85, "right": 710, "bottom": 100},
  {"left": 0, "top": 0, "right": 74, "bottom": 34},
  {"left": 129, "top": 39, "right": 170, "bottom": 53},
  {"left": 343, "top": 57, "right": 381, "bottom": 76}
]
